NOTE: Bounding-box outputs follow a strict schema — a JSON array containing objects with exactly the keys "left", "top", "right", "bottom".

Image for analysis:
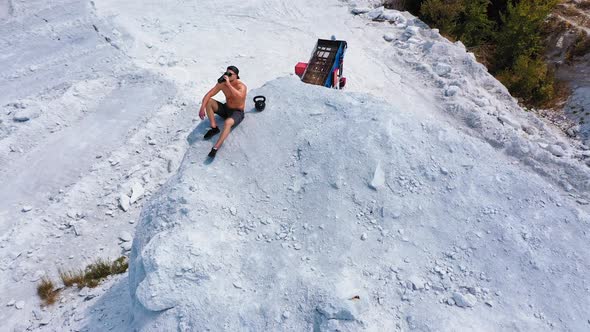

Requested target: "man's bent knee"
[
  {"left": 207, "top": 99, "right": 219, "bottom": 112},
  {"left": 224, "top": 118, "right": 235, "bottom": 128}
]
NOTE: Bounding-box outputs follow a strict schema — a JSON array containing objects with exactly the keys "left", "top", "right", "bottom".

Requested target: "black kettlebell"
[{"left": 253, "top": 95, "right": 266, "bottom": 112}]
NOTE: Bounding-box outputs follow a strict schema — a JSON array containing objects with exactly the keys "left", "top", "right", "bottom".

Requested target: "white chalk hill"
[{"left": 130, "top": 77, "right": 589, "bottom": 331}]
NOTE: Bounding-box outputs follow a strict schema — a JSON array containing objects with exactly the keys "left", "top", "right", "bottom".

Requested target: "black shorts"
[{"left": 216, "top": 100, "right": 244, "bottom": 127}]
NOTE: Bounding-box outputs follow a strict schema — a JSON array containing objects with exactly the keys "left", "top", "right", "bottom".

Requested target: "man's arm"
[{"left": 201, "top": 84, "right": 222, "bottom": 105}]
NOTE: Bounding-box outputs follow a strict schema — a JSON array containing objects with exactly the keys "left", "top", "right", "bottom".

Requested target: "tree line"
[{"left": 390, "top": 0, "right": 560, "bottom": 107}]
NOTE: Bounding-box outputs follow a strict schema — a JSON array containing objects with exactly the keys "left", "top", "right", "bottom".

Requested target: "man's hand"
[
  {"left": 198, "top": 106, "right": 206, "bottom": 120},
  {"left": 223, "top": 75, "right": 231, "bottom": 85}
]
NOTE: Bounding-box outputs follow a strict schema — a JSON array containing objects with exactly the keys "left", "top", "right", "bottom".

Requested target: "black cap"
[{"left": 227, "top": 65, "right": 240, "bottom": 79}]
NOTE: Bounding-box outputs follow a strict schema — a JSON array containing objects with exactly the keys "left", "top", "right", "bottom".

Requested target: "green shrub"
[
  {"left": 409, "top": 0, "right": 565, "bottom": 108},
  {"left": 384, "top": 0, "right": 425, "bottom": 14},
  {"left": 496, "top": 55, "right": 555, "bottom": 106},
  {"left": 566, "top": 32, "right": 590, "bottom": 63},
  {"left": 456, "top": 0, "right": 495, "bottom": 47},
  {"left": 111, "top": 256, "right": 129, "bottom": 275},
  {"left": 420, "top": 0, "right": 464, "bottom": 36},
  {"left": 84, "top": 259, "right": 113, "bottom": 284},
  {"left": 493, "top": 0, "right": 558, "bottom": 71}
]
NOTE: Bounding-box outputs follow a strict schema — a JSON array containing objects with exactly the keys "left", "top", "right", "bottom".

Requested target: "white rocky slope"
[
  {"left": 0, "top": 0, "right": 589, "bottom": 331},
  {"left": 0, "top": 1, "right": 191, "bottom": 330},
  {"left": 130, "top": 77, "right": 590, "bottom": 331}
]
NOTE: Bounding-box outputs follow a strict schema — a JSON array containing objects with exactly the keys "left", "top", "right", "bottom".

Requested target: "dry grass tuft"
[
  {"left": 37, "top": 277, "right": 60, "bottom": 305},
  {"left": 83, "top": 258, "right": 113, "bottom": 287},
  {"left": 111, "top": 256, "right": 129, "bottom": 275},
  {"left": 58, "top": 256, "right": 129, "bottom": 289},
  {"left": 38, "top": 256, "right": 129, "bottom": 306},
  {"left": 59, "top": 269, "right": 85, "bottom": 288}
]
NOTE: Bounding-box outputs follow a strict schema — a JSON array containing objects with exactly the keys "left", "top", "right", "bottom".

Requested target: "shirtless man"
[{"left": 198, "top": 65, "right": 247, "bottom": 158}]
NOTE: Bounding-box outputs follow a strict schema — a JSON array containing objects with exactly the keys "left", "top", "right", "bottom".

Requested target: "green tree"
[
  {"left": 456, "top": 0, "right": 495, "bottom": 47},
  {"left": 420, "top": 0, "right": 464, "bottom": 36},
  {"left": 493, "top": 0, "right": 558, "bottom": 71},
  {"left": 496, "top": 55, "right": 555, "bottom": 106},
  {"left": 401, "top": 0, "right": 426, "bottom": 14}
]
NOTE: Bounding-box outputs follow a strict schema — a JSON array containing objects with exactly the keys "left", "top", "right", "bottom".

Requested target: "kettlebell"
[{"left": 253, "top": 95, "right": 266, "bottom": 112}]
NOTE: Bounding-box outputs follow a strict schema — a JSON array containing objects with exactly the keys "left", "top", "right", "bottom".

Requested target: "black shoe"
[
  {"left": 204, "top": 127, "right": 220, "bottom": 140},
  {"left": 208, "top": 148, "right": 218, "bottom": 158}
]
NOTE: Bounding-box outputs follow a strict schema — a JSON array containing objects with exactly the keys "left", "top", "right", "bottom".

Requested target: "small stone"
[
  {"left": 229, "top": 206, "right": 237, "bottom": 216},
  {"left": 408, "top": 276, "right": 425, "bottom": 290},
  {"left": 21, "top": 206, "right": 33, "bottom": 212},
  {"left": 453, "top": 292, "right": 476, "bottom": 308},
  {"left": 547, "top": 144, "right": 565, "bottom": 157},
  {"left": 6, "top": 300, "right": 15, "bottom": 306},
  {"left": 433, "top": 63, "right": 452, "bottom": 77},
  {"left": 13, "top": 113, "right": 31, "bottom": 122},
  {"left": 293, "top": 243, "right": 302, "bottom": 250},
  {"left": 233, "top": 281, "right": 242, "bottom": 289},
  {"left": 383, "top": 34, "right": 395, "bottom": 42},
  {"left": 566, "top": 127, "right": 577, "bottom": 137},
  {"left": 30, "top": 270, "right": 44, "bottom": 282},
  {"left": 122, "top": 242, "right": 132, "bottom": 251},
  {"left": 79, "top": 287, "right": 89, "bottom": 297},
  {"left": 444, "top": 86, "right": 460, "bottom": 97},
  {"left": 119, "top": 231, "right": 132, "bottom": 242},
  {"left": 361, "top": 233, "right": 368, "bottom": 241},
  {"left": 73, "top": 223, "right": 82, "bottom": 236},
  {"left": 129, "top": 183, "right": 145, "bottom": 204},
  {"left": 366, "top": 6, "right": 384, "bottom": 20},
  {"left": 282, "top": 311, "right": 290, "bottom": 319},
  {"left": 119, "top": 194, "right": 130, "bottom": 212},
  {"left": 167, "top": 58, "right": 178, "bottom": 67},
  {"left": 15, "top": 301, "right": 25, "bottom": 309},
  {"left": 32, "top": 309, "right": 43, "bottom": 320},
  {"left": 369, "top": 162, "right": 385, "bottom": 190},
  {"left": 351, "top": 6, "right": 371, "bottom": 15}
]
